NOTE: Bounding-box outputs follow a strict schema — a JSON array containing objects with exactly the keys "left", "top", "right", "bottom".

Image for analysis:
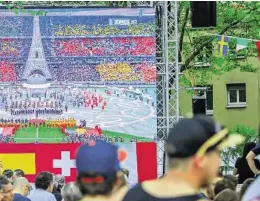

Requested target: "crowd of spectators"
[
  {"left": 0, "top": 39, "right": 31, "bottom": 58},
  {"left": 0, "top": 17, "right": 33, "bottom": 37},
  {"left": 49, "top": 65, "right": 100, "bottom": 82},
  {"left": 137, "top": 63, "right": 156, "bottom": 83},
  {"left": 52, "top": 24, "right": 155, "bottom": 36},
  {"left": 48, "top": 62, "right": 156, "bottom": 83},
  {"left": 45, "top": 56, "right": 154, "bottom": 64},
  {"left": 43, "top": 37, "right": 155, "bottom": 57},
  {"left": 96, "top": 63, "right": 140, "bottom": 82},
  {"left": 0, "top": 62, "right": 17, "bottom": 82},
  {"left": 61, "top": 133, "right": 143, "bottom": 144},
  {"left": 3, "top": 115, "right": 260, "bottom": 201},
  {"left": 39, "top": 15, "right": 154, "bottom": 36}
]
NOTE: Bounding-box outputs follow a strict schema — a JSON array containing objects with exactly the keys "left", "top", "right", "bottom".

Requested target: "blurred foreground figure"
[
  {"left": 28, "top": 172, "right": 56, "bottom": 201},
  {"left": 234, "top": 142, "right": 258, "bottom": 184},
  {"left": 122, "top": 115, "right": 244, "bottom": 201},
  {"left": 2, "top": 170, "right": 14, "bottom": 185},
  {"left": 13, "top": 177, "right": 30, "bottom": 201},
  {"left": 13, "top": 169, "right": 25, "bottom": 180},
  {"left": 0, "top": 175, "right": 13, "bottom": 201},
  {"left": 76, "top": 140, "right": 128, "bottom": 201},
  {"left": 61, "top": 182, "right": 82, "bottom": 201},
  {"left": 53, "top": 174, "right": 65, "bottom": 201},
  {"left": 214, "top": 189, "right": 239, "bottom": 201}
]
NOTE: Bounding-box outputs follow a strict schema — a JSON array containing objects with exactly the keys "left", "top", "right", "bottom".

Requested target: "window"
[
  {"left": 227, "top": 84, "right": 246, "bottom": 107},
  {"left": 193, "top": 85, "right": 213, "bottom": 115}
]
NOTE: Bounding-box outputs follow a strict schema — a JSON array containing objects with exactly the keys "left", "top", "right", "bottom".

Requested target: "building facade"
[{"left": 179, "top": 58, "right": 260, "bottom": 129}]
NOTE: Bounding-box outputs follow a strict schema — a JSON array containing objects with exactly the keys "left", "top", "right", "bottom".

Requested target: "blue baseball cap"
[{"left": 76, "top": 140, "right": 120, "bottom": 175}]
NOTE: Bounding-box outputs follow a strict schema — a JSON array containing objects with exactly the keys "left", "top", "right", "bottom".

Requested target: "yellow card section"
[{"left": 0, "top": 153, "right": 36, "bottom": 174}]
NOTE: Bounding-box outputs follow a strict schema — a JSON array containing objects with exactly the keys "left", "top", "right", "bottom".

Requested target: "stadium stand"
[
  {"left": 42, "top": 37, "right": 155, "bottom": 57},
  {"left": 39, "top": 16, "right": 155, "bottom": 36},
  {"left": 0, "top": 17, "right": 33, "bottom": 37},
  {"left": 0, "top": 61, "right": 17, "bottom": 82}
]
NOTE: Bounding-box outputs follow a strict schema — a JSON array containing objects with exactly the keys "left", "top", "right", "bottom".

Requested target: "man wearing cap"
[
  {"left": 122, "top": 115, "right": 243, "bottom": 201},
  {"left": 76, "top": 140, "right": 129, "bottom": 201}
]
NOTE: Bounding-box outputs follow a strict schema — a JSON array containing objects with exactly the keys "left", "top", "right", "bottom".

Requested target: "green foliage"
[
  {"left": 179, "top": 1, "right": 260, "bottom": 90},
  {"left": 220, "top": 125, "right": 258, "bottom": 173}
]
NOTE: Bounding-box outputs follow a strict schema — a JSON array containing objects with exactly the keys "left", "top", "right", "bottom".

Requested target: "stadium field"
[
  {"left": 14, "top": 127, "right": 151, "bottom": 143},
  {"left": 15, "top": 127, "right": 65, "bottom": 143}
]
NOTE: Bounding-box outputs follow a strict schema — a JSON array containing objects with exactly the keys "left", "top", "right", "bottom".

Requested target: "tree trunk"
[{"left": 178, "top": 8, "right": 189, "bottom": 62}]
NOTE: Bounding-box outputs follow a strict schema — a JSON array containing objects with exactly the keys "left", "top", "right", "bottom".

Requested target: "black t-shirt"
[
  {"left": 252, "top": 145, "right": 260, "bottom": 155},
  {"left": 122, "top": 184, "right": 201, "bottom": 201},
  {"left": 235, "top": 157, "right": 260, "bottom": 184},
  {"left": 53, "top": 189, "right": 62, "bottom": 201}
]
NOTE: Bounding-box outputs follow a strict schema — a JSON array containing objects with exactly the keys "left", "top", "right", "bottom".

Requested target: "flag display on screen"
[{"left": 0, "top": 143, "right": 157, "bottom": 183}]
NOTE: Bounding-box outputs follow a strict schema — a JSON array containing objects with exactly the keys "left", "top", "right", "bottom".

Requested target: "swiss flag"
[{"left": 0, "top": 143, "right": 157, "bottom": 183}]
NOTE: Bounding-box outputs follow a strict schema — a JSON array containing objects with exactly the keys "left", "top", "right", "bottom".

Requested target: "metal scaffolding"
[{"left": 154, "top": 1, "right": 179, "bottom": 176}]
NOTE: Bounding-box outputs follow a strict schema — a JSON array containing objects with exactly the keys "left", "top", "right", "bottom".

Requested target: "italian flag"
[{"left": 236, "top": 38, "right": 248, "bottom": 52}]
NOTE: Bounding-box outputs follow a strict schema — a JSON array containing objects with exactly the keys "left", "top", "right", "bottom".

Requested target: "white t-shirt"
[{"left": 28, "top": 189, "right": 56, "bottom": 201}]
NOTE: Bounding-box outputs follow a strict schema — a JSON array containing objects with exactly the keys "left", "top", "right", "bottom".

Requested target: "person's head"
[
  {"left": 164, "top": 115, "right": 244, "bottom": 189},
  {"left": 13, "top": 177, "right": 30, "bottom": 197},
  {"left": 76, "top": 140, "right": 121, "bottom": 196},
  {"left": 243, "top": 142, "right": 256, "bottom": 158},
  {"left": 223, "top": 175, "right": 238, "bottom": 187},
  {"left": 214, "top": 178, "right": 236, "bottom": 196},
  {"left": 2, "top": 170, "right": 14, "bottom": 184},
  {"left": 240, "top": 178, "right": 254, "bottom": 199},
  {"left": 205, "top": 177, "right": 222, "bottom": 200},
  {"left": 13, "top": 169, "right": 25, "bottom": 179},
  {"left": 35, "top": 172, "right": 54, "bottom": 193},
  {"left": 0, "top": 175, "right": 13, "bottom": 201},
  {"left": 61, "top": 182, "right": 82, "bottom": 201},
  {"left": 53, "top": 174, "right": 65, "bottom": 192},
  {"left": 214, "top": 189, "right": 239, "bottom": 201}
]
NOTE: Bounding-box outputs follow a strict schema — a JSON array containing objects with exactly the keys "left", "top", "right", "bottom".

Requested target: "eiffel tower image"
[{"left": 22, "top": 16, "right": 52, "bottom": 80}]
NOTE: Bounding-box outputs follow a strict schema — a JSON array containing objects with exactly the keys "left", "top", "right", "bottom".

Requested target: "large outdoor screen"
[{"left": 0, "top": 7, "right": 156, "bottom": 143}]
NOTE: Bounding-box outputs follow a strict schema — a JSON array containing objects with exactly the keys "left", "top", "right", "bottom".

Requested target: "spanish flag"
[{"left": 0, "top": 153, "right": 36, "bottom": 174}]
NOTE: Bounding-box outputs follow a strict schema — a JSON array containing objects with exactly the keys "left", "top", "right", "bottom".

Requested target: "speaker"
[
  {"left": 191, "top": 1, "right": 217, "bottom": 28},
  {"left": 192, "top": 98, "right": 206, "bottom": 115}
]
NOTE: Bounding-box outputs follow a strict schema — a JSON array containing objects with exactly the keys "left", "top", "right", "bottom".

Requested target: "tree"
[{"left": 177, "top": 1, "right": 260, "bottom": 87}]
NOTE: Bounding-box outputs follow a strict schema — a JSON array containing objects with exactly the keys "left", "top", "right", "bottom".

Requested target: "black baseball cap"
[{"left": 165, "top": 115, "right": 244, "bottom": 158}]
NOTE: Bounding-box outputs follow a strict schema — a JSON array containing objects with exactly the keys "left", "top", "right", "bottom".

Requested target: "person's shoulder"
[
  {"left": 43, "top": 191, "right": 56, "bottom": 198},
  {"left": 122, "top": 184, "right": 146, "bottom": 201},
  {"left": 252, "top": 145, "right": 260, "bottom": 153},
  {"left": 13, "top": 194, "right": 31, "bottom": 201}
]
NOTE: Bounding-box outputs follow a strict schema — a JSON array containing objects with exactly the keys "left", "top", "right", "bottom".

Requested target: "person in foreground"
[
  {"left": 0, "top": 175, "right": 14, "bottom": 201},
  {"left": 122, "top": 115, "right": 244, "bottom": 201},
  {"left": 0, "top": 183, "right": 4, "bottom": 201},
  {"left": 76, "top": 140, "right": 128, "bottom": 201},
  {"left": 53, "top": 174, "right": 65, "bottom": 201},
  {"left": 61, "top": 182, "right": 82, "bottom": 201},
  {"left": 28, "top": 172, "right": 56, "bottom": 201},
  {"left": 13, "top": 177, "right": 31, "bottom": 201},
  {"left": 13, "top": 169, "right": 25, "bottom": 180}
]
